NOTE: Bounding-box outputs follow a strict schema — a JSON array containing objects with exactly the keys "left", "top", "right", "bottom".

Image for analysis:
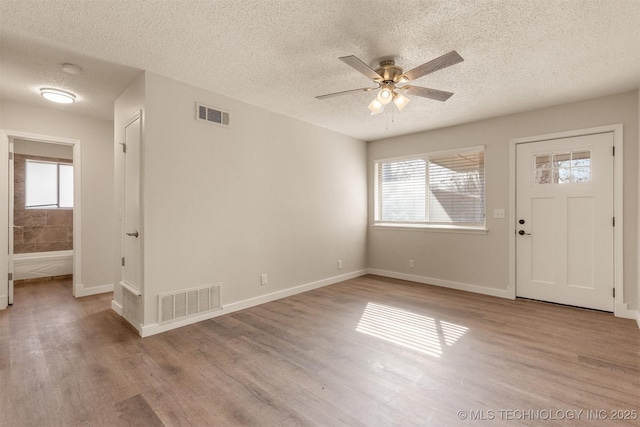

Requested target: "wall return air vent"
[
  {"left": 196, "top": 102, "right": 230, "bottom": 127},
  {"left": 159, "top": 283, "right": 222, "bottom": 325}
]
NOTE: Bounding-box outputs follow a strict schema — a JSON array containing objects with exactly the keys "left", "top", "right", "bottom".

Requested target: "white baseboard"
[
  {"left": 140, "top": 269, "right": 368, "bottom": 338},
  {"left": 614, "top": 302, "right": 640, "bottom": 328},
  {"left": 366, "top": 268, "right": 514, "bottom": 299},
  {"left": 111, "top": 299, "right": 123, "bottom": 316},
  {"left": 2, "top": 283, "right": 114, "bottom": 309},
  {"left": 75, "top": 283, "right": 114, "bottom": 298},
  {"left": 628, "top": 308, "right": 640, "bottom": 329},
  {"left": 367, "top": 270, "right": 639, "bottom": 328},
  {"left": 122, "top": 268, "right": 640, "bottom": 336},
  {"left": 615, "top": 302, "right": 631, "bottom": 318},
  {"left": 141, "top": 308, "right": 223, "bottom": 337},
  {"left": 222, "top": 269, "right": 368, "bottom": 314}
]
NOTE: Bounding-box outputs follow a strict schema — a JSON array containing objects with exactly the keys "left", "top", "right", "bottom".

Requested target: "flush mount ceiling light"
[
  {"left": 316, "top": 51, "right": 464, "bottom": 115},
  {"left": 40, "top": 88, "right": 76, "bottom": 104}
]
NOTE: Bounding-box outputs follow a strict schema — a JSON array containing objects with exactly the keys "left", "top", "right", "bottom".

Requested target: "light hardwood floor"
[{"left": 1, "top": 276, "right": 639, "bottom": 426}]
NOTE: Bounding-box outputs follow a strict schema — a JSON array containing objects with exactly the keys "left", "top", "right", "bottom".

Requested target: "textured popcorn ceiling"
[{"left": 1, "top": 0, "right": 639, "bottom": 141}]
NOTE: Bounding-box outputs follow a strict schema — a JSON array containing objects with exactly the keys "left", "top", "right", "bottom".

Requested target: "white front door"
[
  {"left": 516, "top": 132, "right": 614, "bottom": 311},
  {"left": 121, "top": 116, "right": 142, "bottom": 294}
]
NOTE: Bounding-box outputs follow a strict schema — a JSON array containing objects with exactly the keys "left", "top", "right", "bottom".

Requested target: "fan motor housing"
[{"left": 375, "top": 60, "right": 403, "bottom": 82}]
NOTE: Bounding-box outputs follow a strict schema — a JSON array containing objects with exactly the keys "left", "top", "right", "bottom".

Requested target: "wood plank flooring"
[{"left": 1, "top": 275, "right": 639, "bottom": 426}]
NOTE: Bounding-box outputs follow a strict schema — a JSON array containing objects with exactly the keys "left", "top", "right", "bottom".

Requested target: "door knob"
[
  {"left": 518, "top": 230, "right": 531, "bottom": 236},
  {"left": 126, "top": 231, "right": 139, "bottom": 238},
  {"left": 519, "top": 219, "right": 525, "bottom": 224}
]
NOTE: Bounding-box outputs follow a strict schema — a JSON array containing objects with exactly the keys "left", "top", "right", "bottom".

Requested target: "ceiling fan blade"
[
  {"left": 339, "top": 55, "right": 384, "bottom": 82},
  {"left": 316, "top": 87, "right": 376, "bottom": 100},
  {"left": 398, "top": 85, "right": 455, "bottom": 102},
  {"left": 402, "top": 51, "right": 464, "bottom": 82}
]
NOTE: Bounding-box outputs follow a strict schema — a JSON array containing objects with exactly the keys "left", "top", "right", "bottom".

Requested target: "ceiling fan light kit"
[
  {"left": 316, "top": 51, "right": 464, "bottom": 115},
  {"left": 376, "top": 84, "right": 393, "bottom": 105},
  {"left": 393, "top": 92, "right": 410, "bottom": 111},
  {"left": 368, "top": 98, "right": 384, "bottom": 115}
]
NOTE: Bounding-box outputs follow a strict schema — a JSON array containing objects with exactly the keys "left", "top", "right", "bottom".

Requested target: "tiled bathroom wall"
[{"left": 13, "top": 154, "right": 73, "bottom": 253}]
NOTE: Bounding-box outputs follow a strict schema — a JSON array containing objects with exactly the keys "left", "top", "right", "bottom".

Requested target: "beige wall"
[
  {"left": 115, "top": 72, "right": 368, "bottom": 329},
  {"left": 368, "top": 90, "right": 639, "bottom": 310},
  {"left": 1, "top": 100, "right": 115, "bottom": 292},
  {"left": 14, "top": 138, "right": 73, "bottom": 159}
]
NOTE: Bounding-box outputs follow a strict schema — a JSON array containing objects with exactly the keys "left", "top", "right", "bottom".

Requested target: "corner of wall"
[
  {"left": 75, "top": 283, "right": 114, "bottom": 298},
  {"left": 113, "top": 72, "right": 146, "bottom": 326},
  {"left": 111, "top": 299, "right": 123, "bottom": 315},
  {"left": 366, "top": 268, "right": 513, "bottom": 300}
]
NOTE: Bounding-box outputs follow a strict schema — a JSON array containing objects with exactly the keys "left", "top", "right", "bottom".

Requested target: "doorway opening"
[{"left": 1, "top": 130, "right": 81, "bottom": 308}]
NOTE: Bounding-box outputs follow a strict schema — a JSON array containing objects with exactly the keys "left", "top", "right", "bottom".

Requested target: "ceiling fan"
[{"left": 316, "top": 51, "right": 464, "bottom": 114}]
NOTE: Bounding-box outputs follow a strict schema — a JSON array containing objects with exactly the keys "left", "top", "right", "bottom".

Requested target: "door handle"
[
  {"left": 518, "top": 230, "right": 531, "bottom": 236},
  {"left": 126, "top": 231, "right": 139, "bottom": 238}
]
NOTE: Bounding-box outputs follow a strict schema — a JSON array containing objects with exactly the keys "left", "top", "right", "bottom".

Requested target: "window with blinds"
[{"left": 374, "top": 146, "right": 485, "bottom": 227}]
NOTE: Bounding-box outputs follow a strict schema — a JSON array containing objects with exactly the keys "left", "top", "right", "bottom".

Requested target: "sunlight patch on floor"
[{"left": 356, "top": 302, "right": 468, "bottom": 357}]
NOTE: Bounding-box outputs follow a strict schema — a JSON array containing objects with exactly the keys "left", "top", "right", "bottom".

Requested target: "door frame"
[
  {"left": 1, "top": 129, "right": 82, "bottom": 307},
  {"left": 509, "top": 124, "right": 623, "bottom": 315},
  {"left": 119, "top": 112, "right": 143, "bottom": 297}
]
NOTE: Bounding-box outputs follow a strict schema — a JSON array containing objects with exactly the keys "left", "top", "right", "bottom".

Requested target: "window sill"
[
  {"left": 372, "top": 223, "right": 488, "bottom": 234},
  {"left": 26, "top": 207, "right": 73, "bottom": 210}
]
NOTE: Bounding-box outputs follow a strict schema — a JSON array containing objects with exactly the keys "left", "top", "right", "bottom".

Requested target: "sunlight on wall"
[{"left": 356, "top": 302, "right": 468, "bottom": 357}]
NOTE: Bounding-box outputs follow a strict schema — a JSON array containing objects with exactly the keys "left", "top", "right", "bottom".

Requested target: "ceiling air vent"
[{"left": 196, "top": 102, "right": 230, "bottom": 127}]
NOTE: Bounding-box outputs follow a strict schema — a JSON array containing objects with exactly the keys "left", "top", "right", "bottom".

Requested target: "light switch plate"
[{"left": 493, "top": 209, "right": 505, "bottom": 219}]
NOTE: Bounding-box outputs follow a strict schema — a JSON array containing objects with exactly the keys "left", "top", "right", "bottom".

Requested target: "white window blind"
[
  {"left": 378, "top": 159, "right": 426, "bottom": 222},
  {"left": 375, "top": 147, "right": 485, "bottom": 226},
  {"left": 26, "top": 160, "right": 74, "bottom": 209},
  {"left": 58, "top": 164, "right": 74, "bottom": 208},
  {"left": 26, "top": 161, "right": 58, "bottom": 208},
  {"left": 428, "top": 150, "right": 484, "bottom": 224}
]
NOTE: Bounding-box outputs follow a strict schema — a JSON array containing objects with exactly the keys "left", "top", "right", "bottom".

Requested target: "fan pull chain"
[{"left": 384, "top": 108, "right": 395, "bottom": 131}]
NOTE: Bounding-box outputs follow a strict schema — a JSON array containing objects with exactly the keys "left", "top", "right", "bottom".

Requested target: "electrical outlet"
[
  {"left": 260, "top": 273, "right": 268, "bottom": 286},
  {"left": 338, "top": 260, "right": 343, "bottom": 269},
  {"left": 409, "top": 259, "right": 415, "bottom": 268}
]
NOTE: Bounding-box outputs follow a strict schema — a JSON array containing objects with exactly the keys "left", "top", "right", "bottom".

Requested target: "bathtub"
[{"left": 13, "top": 250, "right": 73, "bottom": 281}]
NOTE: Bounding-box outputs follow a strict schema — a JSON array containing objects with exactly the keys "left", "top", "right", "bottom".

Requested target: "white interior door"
[
  {"left": 121, "top": 116, "right": 141, "bottom": 294},
  {"left": 516, "top": 132, "right": 614, "bottom": 311},
  {"left": 8, "top": 140, "right": 14, "bottom": 304}
]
